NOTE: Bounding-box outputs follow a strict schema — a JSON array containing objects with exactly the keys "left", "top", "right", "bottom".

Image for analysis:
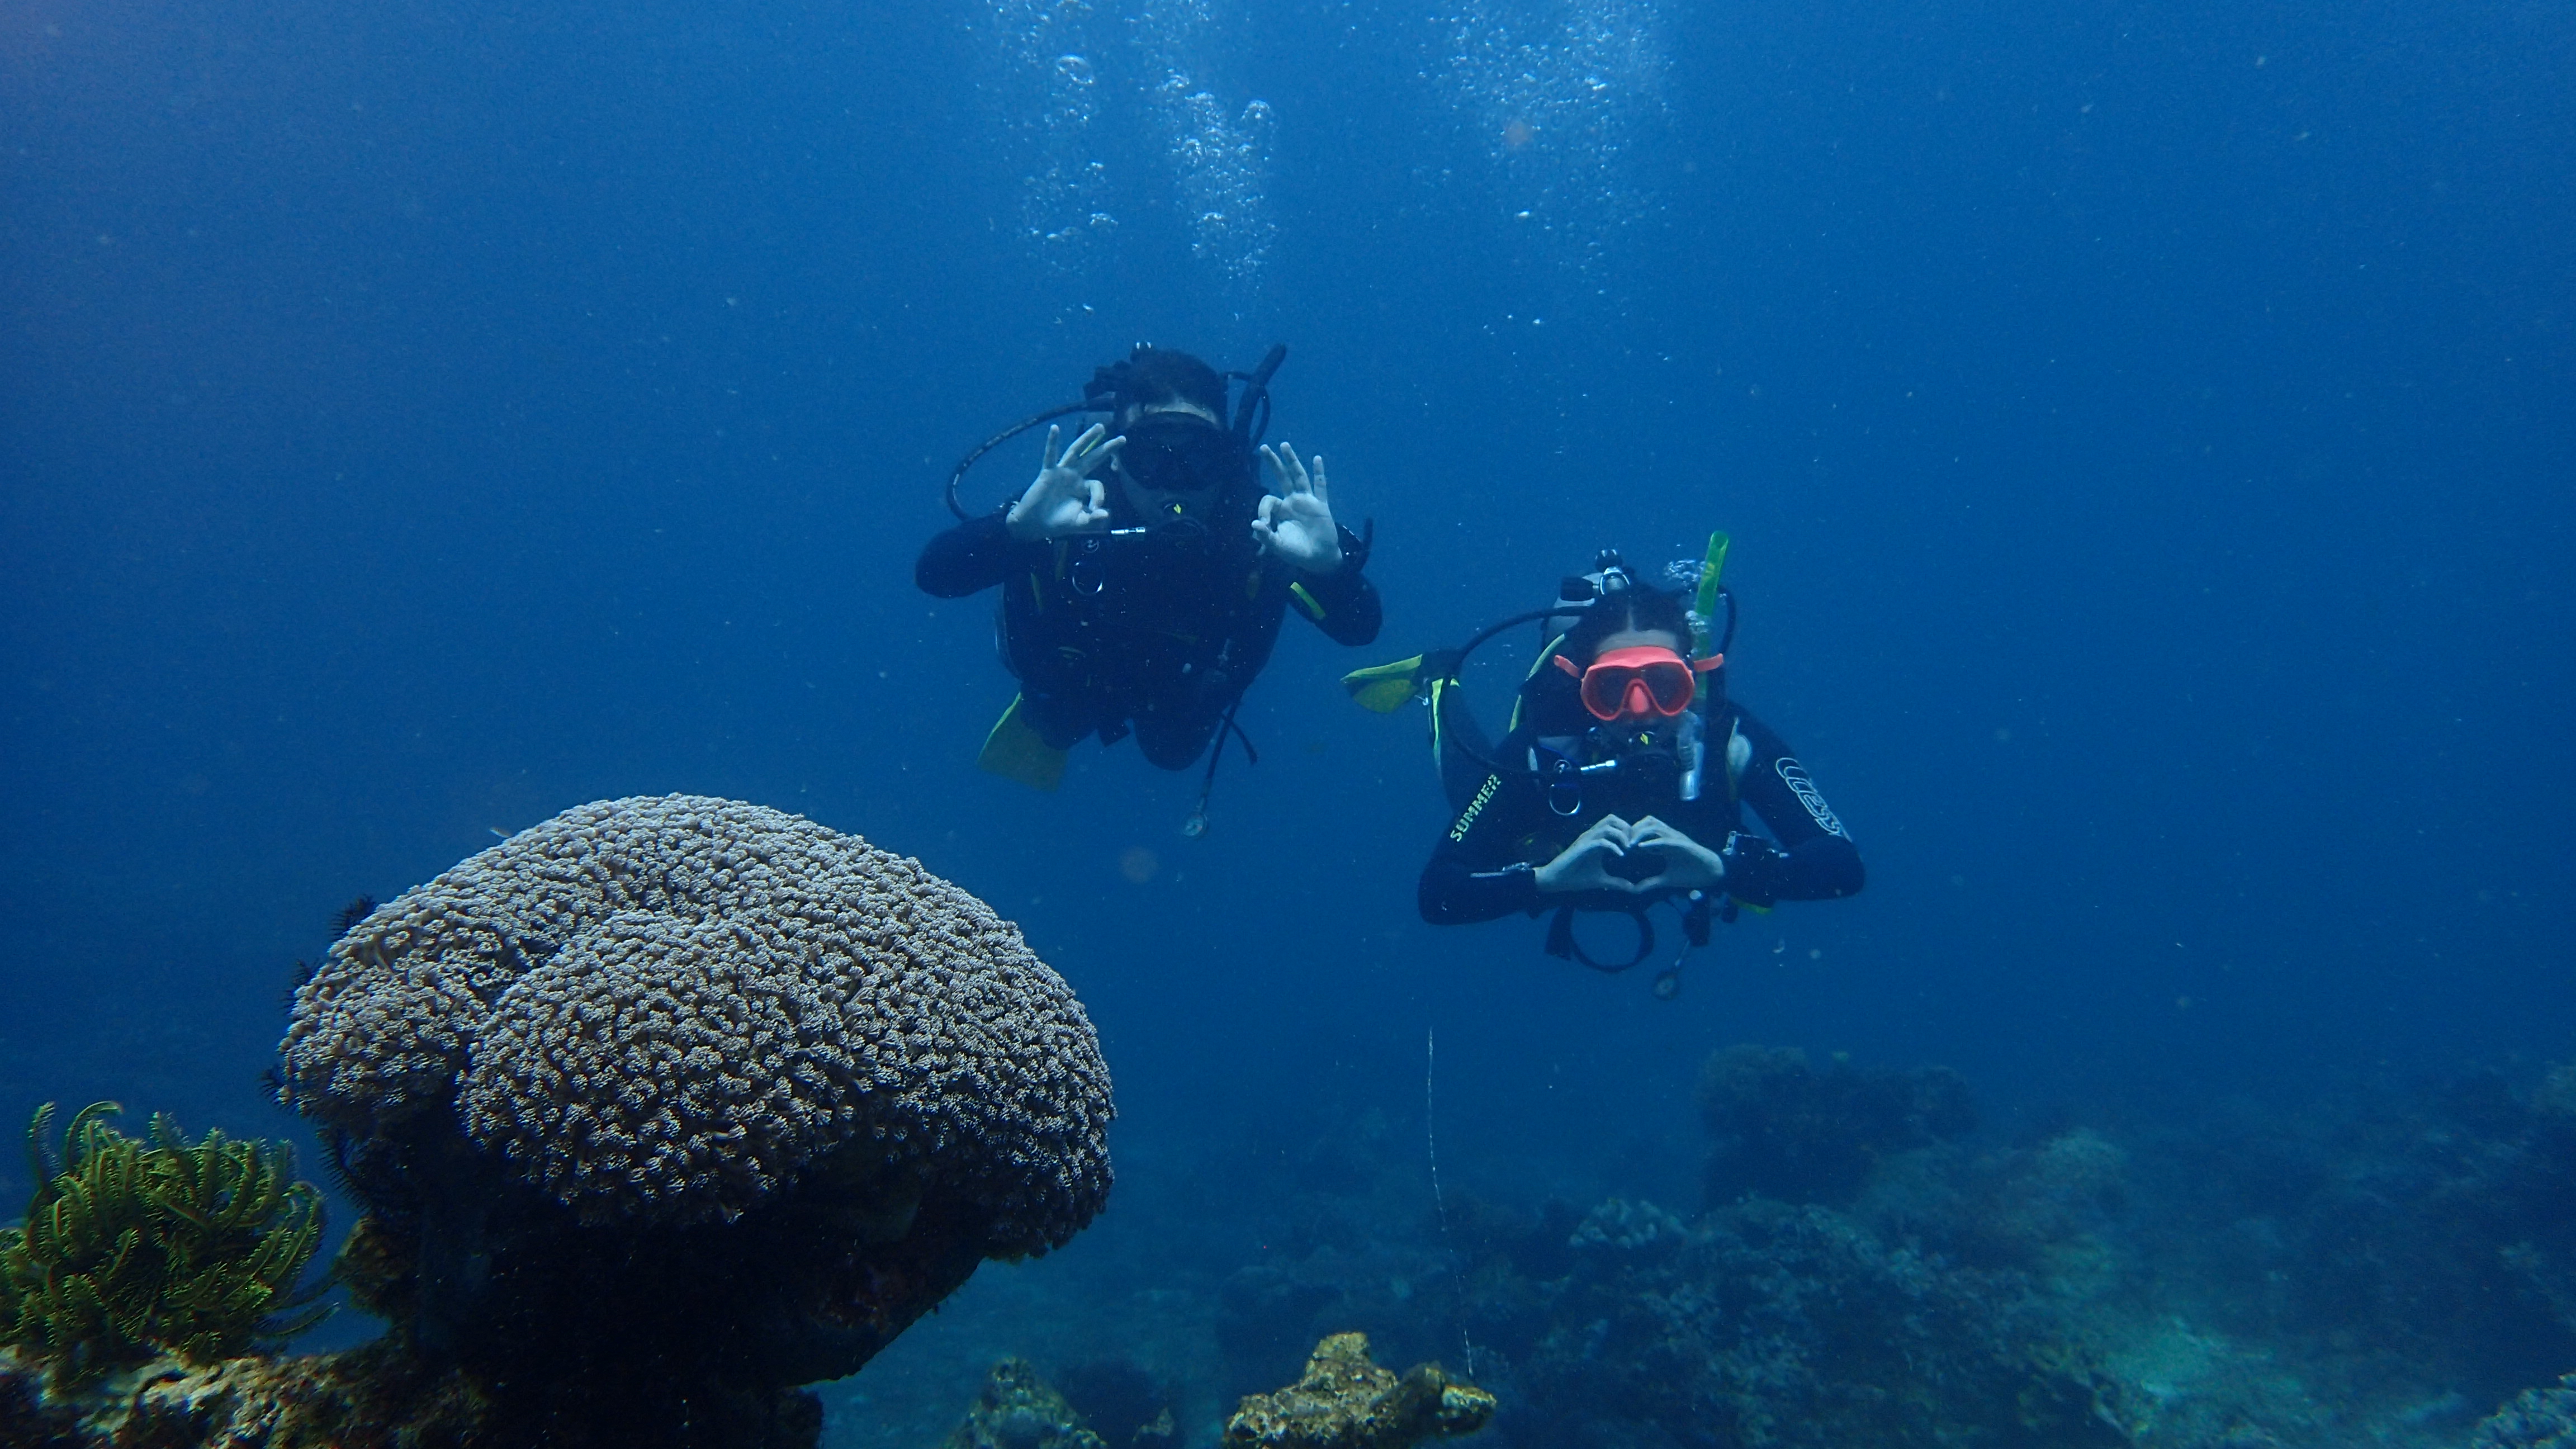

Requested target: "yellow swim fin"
[
  {"left": 977, "top": 694, "right": 1069, "bottom": 792},
  {"left": 1342, "top": 655, "right": 1430, "bottom": 713}
]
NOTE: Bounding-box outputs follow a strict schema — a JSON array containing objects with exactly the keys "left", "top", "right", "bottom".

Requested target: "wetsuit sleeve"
[
  {"left": 915, "top": 512, "right": 1019, "bottom": 599},
  {"left": 1722, "top": 707, "right": 1865, "bottom": 907},
  {"left": 1283, "top": 524, "right": 1382, "bottom": 645},
  {"left": 1418, "top": 757, "right": 1547, "bottom": 924}
]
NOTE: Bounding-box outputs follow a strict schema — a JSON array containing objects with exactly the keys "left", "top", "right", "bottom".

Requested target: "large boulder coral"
[
  {"left": 281, "top": 793, "right": 1110, "bottom": 1251},
  {"left": 274, "top": 795, "right": 1116, "bottom": 1447}
]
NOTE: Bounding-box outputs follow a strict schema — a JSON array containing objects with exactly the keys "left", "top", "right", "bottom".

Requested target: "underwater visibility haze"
[{"left": 3, "top": 0, "right": 2573, "bottom": 1440}]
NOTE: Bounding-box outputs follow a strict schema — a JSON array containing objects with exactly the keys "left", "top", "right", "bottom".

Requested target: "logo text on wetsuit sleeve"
[
  {"left": 1449, "top": 774, "right": 1501, "bottom": 842},
  {"left": 1775, "top": 760, "right": 1849, "bottom": 839}
]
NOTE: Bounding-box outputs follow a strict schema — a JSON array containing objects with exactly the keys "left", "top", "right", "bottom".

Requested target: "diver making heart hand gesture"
[{"left": 1533, "top": 814, "right": 1729, "bottom": 896}]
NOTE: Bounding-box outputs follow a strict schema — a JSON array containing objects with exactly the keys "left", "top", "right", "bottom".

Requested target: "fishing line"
[{"left": 1426, "top": 1026, "right": 1479, "bottom": 1377}]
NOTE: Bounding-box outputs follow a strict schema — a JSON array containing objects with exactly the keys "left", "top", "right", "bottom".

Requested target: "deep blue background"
[{"left": 3, "top": 0, "right": 2570, "bottom": 1241}]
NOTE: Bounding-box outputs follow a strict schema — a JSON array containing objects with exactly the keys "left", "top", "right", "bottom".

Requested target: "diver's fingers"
[
  {"left": 1306, "top": 455, "right": 1329, "bottom": 510},
  {"left": 1053, "top": 431, "right": 1086, "bottom": 472},
  {"left": 1066, "top": 426, "right": 1115, "bottom": 470},
  {"left": 1083, "top": 478, "right": 1105, "bottom": 513},
  {"left": 1083, "top": 433, "right": 1126, "bottom": 475},
  {"left": 1041, "top": 424, "right": 1066, "bottom": 468},
  {"left": 1261, "top": 443, "right": 1306, "bottom": 495}
]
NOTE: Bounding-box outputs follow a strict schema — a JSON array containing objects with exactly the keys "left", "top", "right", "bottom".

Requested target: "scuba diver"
[
  {"left": 917, "top": 343, "right": 1381, "bottom": 822},
  {"left": 1346, "top": 540, "right": 1860, "bottom": 996}
]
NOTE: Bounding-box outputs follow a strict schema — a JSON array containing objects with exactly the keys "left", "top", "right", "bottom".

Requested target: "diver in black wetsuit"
[
  {"left": 916, "top": 344, "right": 1380, "bottom": 785},
  {"left": 1415, "top": 569, "right": 1861, "bottom": 988}
]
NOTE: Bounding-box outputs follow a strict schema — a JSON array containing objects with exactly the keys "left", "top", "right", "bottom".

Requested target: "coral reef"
[
  {"left": 940, "top": 1358, "right": 1107, "bottom": 1449},
  {"left": 1, "top": 1336, "right": 495, "bottom": 1449},
  {"left": 1697, "top": 1045, "right": 1976, "bottom": 1208},
  {"left": 2131, "top": 1064, "right": 2576, "bottom": 1404},
  {"left": 847, "top": 1045, "right": 2576, "bottom": 1449},
  {"left": 263, "top": 795, "right": 1115, "bottom": 1448},
  {"left": 2469, "top": 1374, "right": 2576, "bottom": 1449},
  {"left": 280, "top": 793, "right": 1111, "bottom": 1246},
  {"left": 1221, "top": 1332, "right": 1493, "bottom": 1448},
  {"left": 1513, "top": 1196, "right": 2126, "bottom": 1448},
  {"left": 1055, "top": 1358, "right": 1178, "bottom": 1447},
  {"left": 1, "top": 1103, "right": 326, "bottom": 1388},
  {"left": 1209, "top": 1050, "right": 2132, "bottom": 1449}
]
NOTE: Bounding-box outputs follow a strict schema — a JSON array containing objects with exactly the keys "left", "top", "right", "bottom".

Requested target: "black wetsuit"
[
  {"left": 917, "top": 498, "right": 1381, "bottom": 769},
  {"left": 1420, "top": 673, "right": 1863, "bottom": 929}
]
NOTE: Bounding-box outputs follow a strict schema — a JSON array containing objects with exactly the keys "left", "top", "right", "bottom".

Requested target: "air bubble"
[{"left": 1435, "top": 0, "right": 1669, "bottom": 266}]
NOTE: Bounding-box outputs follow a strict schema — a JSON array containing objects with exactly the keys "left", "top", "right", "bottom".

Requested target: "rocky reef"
[
  {"left": 2469, "top": 1374, "right": 2576, "bottom": 1449},
  {"left": 2, "top": 1337, "right": 495, "bottom": 1449},
  {"left": 1219, "top": 1332, "right": 1491, "bottom": 1448},
  {"left": 2126, "top": 1060, "right": 2576, "bottom": 1410},
  {"left": 938, "top": 1358, "right": 1109, "bottom": 1449},
  {"left": 1697, "top": 1045, "right": 1977, "bottom": 1208},
  {"left": 1196, "top": 1043, "right": 2576, "bottom": 1449}
]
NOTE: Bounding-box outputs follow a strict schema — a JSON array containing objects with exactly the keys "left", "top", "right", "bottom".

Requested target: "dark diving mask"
[{"left": 1115, "top": 413, "right": 1252, "bottom": 499}]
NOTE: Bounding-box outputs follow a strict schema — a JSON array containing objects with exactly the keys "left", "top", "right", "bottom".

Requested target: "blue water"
[{"left": 3, "top": 0, "right": 2571, "bottom": 1439}]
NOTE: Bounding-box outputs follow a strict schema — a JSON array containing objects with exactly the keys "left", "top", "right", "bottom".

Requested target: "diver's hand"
[
  {"left": 1253, "top": 443, "right": 1343, "bottom": 571},
  {"left": 1626, "top": 816, "right": 1726, "bottom": 893},
  {"left": 1006, "top": 423, "right": 1121, "bottom": 542},
  {"left": 1535, "top": 815, "right": 1639, "bottom": 895}
]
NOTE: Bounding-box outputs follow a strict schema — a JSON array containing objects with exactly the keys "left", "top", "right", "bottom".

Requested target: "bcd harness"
[
  {"left": 1343, "top": 533, "right": 1747, "bottom": 997},
  {"left": 949, "top": 343, "right": 1372, "bottom": 834}
]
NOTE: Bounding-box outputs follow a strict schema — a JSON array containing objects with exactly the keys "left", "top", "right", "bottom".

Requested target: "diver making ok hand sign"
[{"left": 918, "top": 344, "right": 1381, "bottom": 822}]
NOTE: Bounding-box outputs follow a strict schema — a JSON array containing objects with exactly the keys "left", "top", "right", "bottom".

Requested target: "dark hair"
[
  {"left": 1086, "top": 344, "right": 1229, "bottom": 423},
  {"left": 1560, "top": 583, "right": 1697, "bottom": 664}
]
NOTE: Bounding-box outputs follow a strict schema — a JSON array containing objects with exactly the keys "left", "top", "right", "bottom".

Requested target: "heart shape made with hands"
[{"left": 1576, "top": 817, "right": 1711, "bottom": 893}]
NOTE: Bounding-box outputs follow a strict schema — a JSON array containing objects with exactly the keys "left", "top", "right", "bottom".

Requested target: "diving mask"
[
  {"left": 1115, "top": 413, "right": 1251, "bottom": 497},
  {"left": 1555, "top": 645, "right": 1722, "bottom": 722}
]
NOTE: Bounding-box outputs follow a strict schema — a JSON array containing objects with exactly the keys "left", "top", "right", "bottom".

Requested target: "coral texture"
[
  {"left": 1517, "top": 1196, "right": 2127, "bottom": 1448},
  {"left": 2470, "top": 1374, "right": 2576, "bottom": 1449},
  {"left": 940, "top": 1359, "right": 1107, "bottom": 1449},
  {"left": 1221, "top": 1333, "right": 1493, "bottom": 1449},
  {"left": 1698, "top": 1044, "right": 1976, "bottom": 1208},
  {"left": 278, "top": 794, "right": 1112, "bottom": 1253}
]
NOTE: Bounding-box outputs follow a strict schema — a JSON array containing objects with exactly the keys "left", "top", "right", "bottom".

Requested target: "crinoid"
[{"left": 0, "top": 1102, "right": 330, "bottom": 1386}]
